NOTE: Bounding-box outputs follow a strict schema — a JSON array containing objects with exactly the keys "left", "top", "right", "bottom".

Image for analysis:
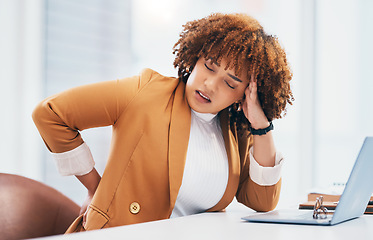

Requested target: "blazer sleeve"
[
  {"left": 235, "top": 135, "right": 282, "bottom": 212},
  {"left": 32, "top": 69, "right": 154, "bottom": 153}
]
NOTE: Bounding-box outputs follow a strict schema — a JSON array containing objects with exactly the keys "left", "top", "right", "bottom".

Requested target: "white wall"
[
  {"left": 0, "top": 0, "right": 44, "bottom": 181},
  {"left": 313, "top": 0, "right": 373, "bottom": 189}
]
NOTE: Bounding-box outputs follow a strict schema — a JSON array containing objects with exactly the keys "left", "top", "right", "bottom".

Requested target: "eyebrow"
[
  {"left": 227, "top": 73, "right": 243, "bottom": 83},
  {"left": 208, "top": 58, "right": 243, "bottom": 83}
]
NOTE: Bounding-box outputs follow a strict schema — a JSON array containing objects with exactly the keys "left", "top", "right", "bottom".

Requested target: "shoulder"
[
  {"left": 115, "top": 68, "right": 181, "bottom": 97},
  {"left": 137, "top": 68, "right": 184, "bottom": 95},
  {"left": 139, "top": 68, "right": 179, "bottom": 86}
]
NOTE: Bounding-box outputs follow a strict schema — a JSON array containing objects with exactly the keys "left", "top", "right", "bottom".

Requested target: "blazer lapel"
[
  {"left": 208, "top": 108, "right": 241, "bottom": 212},
  {"left": 168, "top": 81, "right": 191, "bottom": 212}
]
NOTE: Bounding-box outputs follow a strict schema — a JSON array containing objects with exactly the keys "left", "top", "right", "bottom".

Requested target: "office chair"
[{"left": 0, "top": 173, "right": 80, "bottom": 240}]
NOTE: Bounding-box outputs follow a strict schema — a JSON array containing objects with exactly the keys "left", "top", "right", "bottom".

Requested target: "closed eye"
[
  {"left": 204, "top": 63, "right": 214, "bottom": 72},
  {"left": 225, "top": 80, "right": 235, "bottom": 89}
]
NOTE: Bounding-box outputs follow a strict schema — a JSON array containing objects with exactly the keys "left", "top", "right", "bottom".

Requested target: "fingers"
[
  {"left": 247, "top": 63, "right": 257, "bottom": 99},
  {"left": 250, "top": 63, "right": 256, "bottom": 83},
  {"left": 80, "top": 205, "right": 89, "bottom": 228},
  {"left": 80, "top": 193, "right": 94, "bottom": 228},
  {"left": 82, "top": 209, "right": 87, "bottom": 228},
  {"left": 246, "top": 79, "right": 257, "bottom": 100},
  {"left": 241, "top": 63, "right": 258, "bottom": 114}
]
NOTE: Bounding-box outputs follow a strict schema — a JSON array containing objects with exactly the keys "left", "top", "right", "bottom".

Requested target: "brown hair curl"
[{"left": 173, "top": 13, "right": 294, "bottom": 133}]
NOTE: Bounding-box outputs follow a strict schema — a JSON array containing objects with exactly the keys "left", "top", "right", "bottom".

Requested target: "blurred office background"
[{"left": 1, "top": 0, "right": 372, "bottom": 206}]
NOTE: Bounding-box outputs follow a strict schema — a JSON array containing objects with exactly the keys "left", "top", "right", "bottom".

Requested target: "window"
[{"left": 43, "top": 0, "right": 132, "bottom": 203}]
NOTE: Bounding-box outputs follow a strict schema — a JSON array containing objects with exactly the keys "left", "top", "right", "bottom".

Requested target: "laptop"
[{"left": 242, "top": 136, "right": 373, "bottom": 226}]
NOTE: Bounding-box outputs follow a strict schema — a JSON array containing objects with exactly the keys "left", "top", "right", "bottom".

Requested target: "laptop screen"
[{"left": 332, "top": 137, "right": 373, "bottom": 224}]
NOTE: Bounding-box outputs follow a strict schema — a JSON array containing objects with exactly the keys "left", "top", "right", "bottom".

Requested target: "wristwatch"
[{"left": 249, "top": 122, "right": 274, "bottom": 136}]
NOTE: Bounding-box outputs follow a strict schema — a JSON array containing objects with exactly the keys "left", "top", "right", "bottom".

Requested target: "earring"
[{"left": 236, "top": 102, "right": 242, "bottom": 111}]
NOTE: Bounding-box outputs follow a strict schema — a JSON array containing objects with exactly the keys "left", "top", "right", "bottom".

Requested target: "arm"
[
  {"left": 32, "top": 72, "right": 150, "bottom": 216},
  {"left": 236, "top": 70, "right": 282, "bottom": 211},
  {"left": 32, "top": 79, "right": 127, "bottom": 216},
  {"left": 236, "top": 141, "right": 283, "bottom": 211},
  {"left": 251, "top": 132, "right": 276, "bottom": 167},
  {"left": 32, "top": 78, "right": 137, "bottom": 153},
  {"left": 32, "top": 70, "right": 154, "bottom": 153},
  {"left": 76, "top": 168, "right": 101, "bottom": 226},
  {"left": 76, "top": 169, "right": 101, "bottom": 198},
  {"left": 242, "top": 69, "right": 276, "bottom": 167}
]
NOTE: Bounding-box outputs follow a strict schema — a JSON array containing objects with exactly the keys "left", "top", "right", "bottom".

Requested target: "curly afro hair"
[{"left": 173, "top": 13, "right": 294, "bottom": 134}]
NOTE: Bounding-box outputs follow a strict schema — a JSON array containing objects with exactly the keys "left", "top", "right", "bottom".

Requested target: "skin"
[
  {"left": 76, "top": 168, "right": 101, "bottom": 226},
  {"left": 185, "top": 58, "right": 248, "bottom": 115},
  {"left": 78, "top": 57, "right": 277, "bottom": 227},
  {"left": 186, "top": 57, "right": 276, "bottom": 166}
]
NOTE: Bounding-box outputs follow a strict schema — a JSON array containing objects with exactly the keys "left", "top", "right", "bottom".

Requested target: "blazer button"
[{"left": 129, "top": 202, "right": 140, "bottom": 214}]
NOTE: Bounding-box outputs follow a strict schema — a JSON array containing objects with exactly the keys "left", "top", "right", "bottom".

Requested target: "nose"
[{"left": 204, "top": 76, "right": 218, "bottom": 93}]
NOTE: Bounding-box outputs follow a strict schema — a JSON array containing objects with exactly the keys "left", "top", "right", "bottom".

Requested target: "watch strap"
[{"left": 249, "top": 122, "right": 274, "bottom": 136}]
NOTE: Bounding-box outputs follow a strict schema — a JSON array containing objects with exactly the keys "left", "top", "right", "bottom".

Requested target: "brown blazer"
[{"left": 32, "top": 69, "right": 281, "bottom": 233}]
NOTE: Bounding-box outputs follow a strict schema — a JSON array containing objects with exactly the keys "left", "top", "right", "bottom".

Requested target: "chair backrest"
[{"left": 0, "top": 173, "right": 80, "bottom": 240}]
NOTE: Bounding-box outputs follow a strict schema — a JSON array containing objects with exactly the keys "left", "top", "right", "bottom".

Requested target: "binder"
[{"left": 299, "top": 193, "right": 373, "bottom": 214}]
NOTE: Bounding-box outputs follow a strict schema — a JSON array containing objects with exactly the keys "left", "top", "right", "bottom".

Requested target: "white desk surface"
[{"left": 33, "top": 201, "right": 373, "bottom": 240}]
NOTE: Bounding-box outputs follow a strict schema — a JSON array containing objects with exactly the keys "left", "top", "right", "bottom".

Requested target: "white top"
[
  {"left": 170, "top": 110, "right": 229, "bottom": 218},
  {"left": 51, "top": 110, "right": 284, "bottom": 217}
]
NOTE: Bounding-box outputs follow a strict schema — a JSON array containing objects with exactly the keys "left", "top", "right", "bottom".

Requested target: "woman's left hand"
[{"left": 241, "top": 69, "right": 270, "bottom": 129}]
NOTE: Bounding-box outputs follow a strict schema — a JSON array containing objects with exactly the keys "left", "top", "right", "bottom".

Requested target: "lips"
[{"left": 196, "top": 90, "right": 211, "bottom": 102}]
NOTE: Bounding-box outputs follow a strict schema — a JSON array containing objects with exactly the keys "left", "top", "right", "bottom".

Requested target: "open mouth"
[{"left": 197, "top": 90, "right": 211, "bottom": 102}]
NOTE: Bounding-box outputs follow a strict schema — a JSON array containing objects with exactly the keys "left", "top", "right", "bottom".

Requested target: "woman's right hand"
[
  {"left": 75, "top": 168, "right": 102, "bottom": 228},
  {"left": 80, "top": 192, "right": 94, "bottom": 228}
]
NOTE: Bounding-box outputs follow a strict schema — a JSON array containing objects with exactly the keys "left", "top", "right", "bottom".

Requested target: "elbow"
[
  {"left": 251, "top": 199, "right": 278, "bottom": 212},
  {"left": 32, "top": 100, "right": 47, "bottom": 127},
  {"left": 236, "top": 178, "right": 282, "bottom": 212},
  {"left": 32, "top": 98, "right": 55, "bottom": 128},
  {"left": 32, "top": 99, "right": 56, "bottom": 152},
  {"left": 237, "top": 193, "right": 279, "bottom": 212}
]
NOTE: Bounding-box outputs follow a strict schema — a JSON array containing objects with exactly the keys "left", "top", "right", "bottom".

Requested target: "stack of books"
[{"left": 299, "top": 192, "right": 373, "bottom": 214}]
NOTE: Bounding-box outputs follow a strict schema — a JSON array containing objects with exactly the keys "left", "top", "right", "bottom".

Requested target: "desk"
[{"left": 33, "top": 202, "right": 373, "bottom": 240}]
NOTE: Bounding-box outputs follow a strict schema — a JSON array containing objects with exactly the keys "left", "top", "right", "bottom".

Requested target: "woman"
[{"left": 33, "top": 13, "right": 293, "bottom": 233}]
